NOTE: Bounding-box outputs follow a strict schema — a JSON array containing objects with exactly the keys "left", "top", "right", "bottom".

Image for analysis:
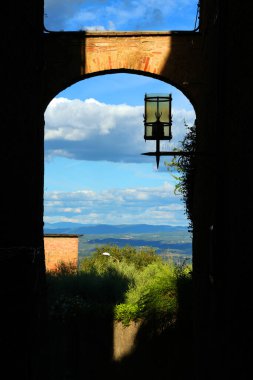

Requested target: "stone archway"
[{"left": 43, "top": 31, "right": 204, "bottom": 112}]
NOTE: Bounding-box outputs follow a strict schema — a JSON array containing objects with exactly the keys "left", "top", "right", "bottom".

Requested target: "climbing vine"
[{"left": 165, "top": 121, "right": 196, "bottom": 232}]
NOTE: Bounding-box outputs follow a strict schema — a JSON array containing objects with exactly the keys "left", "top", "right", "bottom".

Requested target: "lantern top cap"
[{"left": 145, "top": 93, "right": 172, "bottom": 100}]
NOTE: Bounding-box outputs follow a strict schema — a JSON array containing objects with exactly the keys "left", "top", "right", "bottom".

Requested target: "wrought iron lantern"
[
  {"left": 144, "top": 93, "right": 172, "bottom": 141},
  {"left": 142, "top": 93, "right": 173, "bottom": 168}
]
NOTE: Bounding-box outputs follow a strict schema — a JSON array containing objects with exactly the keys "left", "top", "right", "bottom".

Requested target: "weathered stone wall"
[
  {"left": 113, "top": 320, "right": 142, "bottom": 361},
  {"left": 44, "top": 235, "right": 79, "bottom": 271}
]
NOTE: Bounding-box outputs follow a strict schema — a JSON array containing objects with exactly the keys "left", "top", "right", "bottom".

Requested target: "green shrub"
[
  {"left": 47, "top": 246, "right": 192, "bottom": 329},
  {"left": 79, "top": 244, "right": 161, "bottom": 272},
  {"left": 114, "top": 303, "right": 140, "bottom": 326},
  {"left": 49, "top": 260, "right": 78, "bottom": 275},
  {"left": 114, "top": 260, "right": 192, "bottom": 328}
]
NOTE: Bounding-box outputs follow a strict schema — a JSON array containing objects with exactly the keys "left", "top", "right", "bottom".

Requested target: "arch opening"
[
  {"left": 43, "top": 72, "right": 195, "bottom": 378},
  {"left": 44, "top": 73, "right": 196, "bottom": 238},
  {"left": 48, "top": 68, "right": 197, "bottom": 113}
]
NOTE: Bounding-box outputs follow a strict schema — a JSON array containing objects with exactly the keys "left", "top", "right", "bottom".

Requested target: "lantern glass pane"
[
  {"left": 145, "top": 125, "right": 153, "bottom": 137},
  {"left": 145, "top": 99, "right": 157, "bottom": 123},
  {"left": 159, "top": 100, "right": 170, "bottom": 123},
  {"left": 163, "top": 125, "right": 170, "bottom": 138},
  {"left": 145, "top": 94, "right": 171, "bottom": 123}
]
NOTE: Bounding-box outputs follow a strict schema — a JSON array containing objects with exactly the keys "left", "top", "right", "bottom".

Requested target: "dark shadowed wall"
[{"left": 0, "top": 1, "right": 252, "bottom": 379}]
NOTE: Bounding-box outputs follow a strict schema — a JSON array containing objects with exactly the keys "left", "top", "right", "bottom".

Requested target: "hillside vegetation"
[{"left": 45, "top": 245, "right": 193, "bottom": 379}]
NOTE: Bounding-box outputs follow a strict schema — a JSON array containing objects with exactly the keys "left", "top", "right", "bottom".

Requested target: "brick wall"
[
  {"left": 43, "top": 31, "right": 202, "bottom": 107},
  {"left": 44, "top": 234, "right": 79, "bottom": 271}
]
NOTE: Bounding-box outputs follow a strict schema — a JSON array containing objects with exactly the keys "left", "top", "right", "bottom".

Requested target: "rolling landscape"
[{"left": 44, "top": 223, "right": 192, "bottom": 264}]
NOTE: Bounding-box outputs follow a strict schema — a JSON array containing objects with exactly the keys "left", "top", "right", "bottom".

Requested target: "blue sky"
[
  {"left": 44, "top": 1, "right": 198, "bottom": 226},
  {"left": 44, "top": 0, "right": 199, "bottom": 32}
]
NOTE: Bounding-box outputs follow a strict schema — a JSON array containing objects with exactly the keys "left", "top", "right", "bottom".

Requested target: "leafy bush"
[
  {"left": 114, "top": 261, "right": 192, "bottom": 327},
  {"left": 47, "top": 246, "right": 192, "bottom": 329},
  {"left": 79, "top": 244, "right": 161, "bottom": 272},
  {"left": 48, "top": 260, "right": 78, "bottom": 275},
  {"left": 46, "top": 265, "right": 131, "bottom": 321}
]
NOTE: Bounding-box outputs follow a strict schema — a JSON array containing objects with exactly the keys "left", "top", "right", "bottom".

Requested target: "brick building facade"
[{"left": 44, "top": 234, "right": 80, "bottom": 271}]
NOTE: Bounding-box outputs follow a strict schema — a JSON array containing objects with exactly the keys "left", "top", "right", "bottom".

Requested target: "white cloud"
[
  {"left": 63, "top": 208, "right": 82, "bottom": 213},
  {"left": 45, "top": 97, "right": 142, "bottom": 140},
  {"left": 82, "top": 25, "right": 106, "bottom": 31},
  {"left": 44, "top": 0, "right": 198, "bottom": 31},
  {"left": 44, "top": 181, "right": 187, "bottom": 225},
  {"left": 45, "top": 97, "right": 195, "bottom": 163},
  {"left": 45, "top": 183, "right": 175, "bottom": 205}
]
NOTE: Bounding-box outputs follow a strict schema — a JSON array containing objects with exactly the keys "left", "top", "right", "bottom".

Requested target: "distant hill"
[{"left": 44, "top": 223, "right": 188, "bottom": 235}]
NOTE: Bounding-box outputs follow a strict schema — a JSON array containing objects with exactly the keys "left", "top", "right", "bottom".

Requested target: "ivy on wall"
[{"left": 165, "top": 121, "right": 196, "bottom": 233}]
